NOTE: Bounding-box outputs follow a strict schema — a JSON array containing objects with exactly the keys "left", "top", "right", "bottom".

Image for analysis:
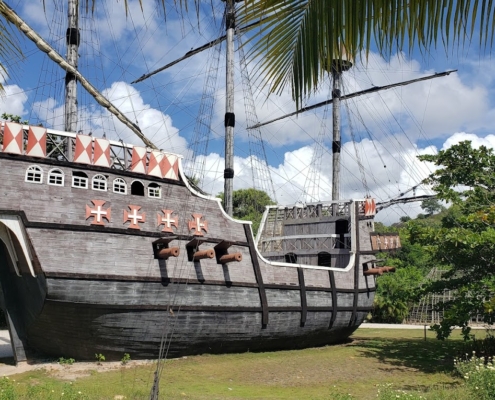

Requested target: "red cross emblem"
[
  {"left": 85, "top": 200, "right": 111, "bottom": 226},
  {"left": 124, "top": 205, "right": 146, "bottom": 230},
  {"left": 188, "top": 213, "right": 208, "bottom": 236},
  {"left": 157, "top": 209, "right": 178, "bottom": 233}
]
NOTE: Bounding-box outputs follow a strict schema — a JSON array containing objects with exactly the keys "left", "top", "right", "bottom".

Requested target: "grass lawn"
[{"left": 0, "top": 328, "right": 483, "bottom": 399}]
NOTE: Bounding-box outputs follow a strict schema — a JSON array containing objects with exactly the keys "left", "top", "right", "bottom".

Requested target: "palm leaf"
[{"left": 238, "top": 0, "right": 495, "bottom": 106}]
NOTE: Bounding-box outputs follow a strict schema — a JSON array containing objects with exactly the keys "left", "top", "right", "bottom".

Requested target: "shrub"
[
  {"left": 121, "top": 353, "right": 131, "bottom": 365},
  {"left": 58, "top": 357, "right": 75, "bottom": 365},
  {"left": 95, "top": 353, "right": 105, "bottom": 364},
  {"left": 455, "top": 352, "right": 495, "bottom": 400}
]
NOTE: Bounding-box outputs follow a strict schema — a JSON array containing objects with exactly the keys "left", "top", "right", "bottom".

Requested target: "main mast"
[
  {"left": 223, "top": 0, "right": 236, "bottom": 216},
  {"left": 327, "top": 55, "right": 352, "bottom": 201}
]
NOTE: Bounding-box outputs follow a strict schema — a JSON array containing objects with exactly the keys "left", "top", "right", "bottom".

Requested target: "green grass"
[{"left": 0, "top": 328, "right": 485, "bottom": 399}]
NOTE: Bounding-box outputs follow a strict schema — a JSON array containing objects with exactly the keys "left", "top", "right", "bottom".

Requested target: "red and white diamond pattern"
[
  {"left": 364, "top": 198, "right": 376, "bottom": 217},
  {"left": 2, "top": 121, "right": 183, "bottom": 180},
  {"left": 26, "top": 126, "right": 47, "bottom": 158},
  {"left": 131, "top": 146, "right": 147, "bottom": 174},
  {"left": 148, "top": 150, "right": 165, "bottom": 178},
  {"left": 93, "top": 138, "right": 110, "bottom": 167},
  {"left": 2, "top": 122, "right": 23, "bottom": 154},
  {"left": 162, "top": 153, "right": 179, "bottom": 180},
  {"left": 74, "top": 134, "right": 93, "bottom": 164}
]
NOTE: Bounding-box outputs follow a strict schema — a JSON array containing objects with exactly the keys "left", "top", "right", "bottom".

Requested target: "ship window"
[
  {"left": 318, "top": 252, "right": 332, "bottom": 267},
  {"left": 72, "top": 171, "right": 88, "bottom": 189},
  {"left": 92, "top": 174, "right": 107, "bottom": 191},
  {"left": 25, "top": 165, "right": 43, "bottom": 183},
  {"left": 113, "top": 178, "right": 127, "bottom": 194},
  {"left": 131, "top": 180, "right": 144, "bottom": 196},
  {"left": 148, "top": 183, "right": 161, "bottom": 198},
  {"left": 285, "top": 253, "right": 298, "bottom": 264},
  {"left": 48, "top": 168, "right": 64, "bottom": 186},
  {"left": 335, "top": 219, "right": 348, "bottom": 249}
]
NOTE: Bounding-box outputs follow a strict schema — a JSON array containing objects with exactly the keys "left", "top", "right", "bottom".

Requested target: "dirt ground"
[{"left": 0, "top": 330, "right": 156, "bottom": 379}]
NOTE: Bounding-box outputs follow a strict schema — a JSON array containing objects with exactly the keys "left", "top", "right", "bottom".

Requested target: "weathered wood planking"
[{"left": 0, "top": 153, "right": 377, "bottom": 361}]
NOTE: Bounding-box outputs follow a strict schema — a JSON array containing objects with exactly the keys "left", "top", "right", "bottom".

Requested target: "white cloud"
[{"left": 0, "top": 85, "right": 28, "bottom": 118}]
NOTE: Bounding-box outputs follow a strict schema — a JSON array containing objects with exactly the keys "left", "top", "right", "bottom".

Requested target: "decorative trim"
[
  {"left": 43, "top": 272, "right": 376, "bottom": 293},
  {"left": 297, "top": 268, "right": 307, "bottom": 327},
  {"left": 45, "top": 298, "right": 373, "bottom": 313},
  {"left": 0, "top": 152, "right": 186, "bottom": 187},
  {"left": 350, "top": 202, "right": 361, "bottom": 327},
  {"left": 244, "top": 224, "right": 269, "bottom": 327},
  {"left": 328, "top": 271, "right": 337, "bottom": 329}
]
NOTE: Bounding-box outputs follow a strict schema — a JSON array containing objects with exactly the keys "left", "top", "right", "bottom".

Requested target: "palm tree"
[
  {"left": 4, "top": 0, "right": 495, "bottom": 104},
  {"left": 0, "top": 1, "right": 23, "bottom": 92},
  {"left": 238, "top": 0, "right": 495, "bottom": 106}
]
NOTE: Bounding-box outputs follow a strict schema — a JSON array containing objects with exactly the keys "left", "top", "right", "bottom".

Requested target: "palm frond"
[{"left": 239, "top": 0, "right": 495, "bottom": 106}]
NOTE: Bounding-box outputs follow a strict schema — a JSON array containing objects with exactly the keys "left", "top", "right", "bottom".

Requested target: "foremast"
[
  {"left": 65, "top": 0, "right": 79, "bottom": 159},
  {"left": 0, "top": 1, "right": 158, "bottom": 150}
]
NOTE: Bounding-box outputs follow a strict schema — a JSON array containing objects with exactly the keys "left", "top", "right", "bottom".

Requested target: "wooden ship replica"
[{"left": 0, "top": 2, "right": 402, "bottom": 364}]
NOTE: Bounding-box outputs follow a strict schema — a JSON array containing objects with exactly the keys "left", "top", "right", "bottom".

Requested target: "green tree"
[
  {"left": 421, "top": 198, "right": 444, "bottom": 215},
  {"left": 373, "top": 266, "right": 424, "bottom": 323},
  {"left": 371, "top": 227, "right": 433, "bottom": 323},
  {"left": 409, "top": 141, "right": 495, "bottom": 339},
  {"left": 218, "top": 188, "right": 275, "bottom": 235}
]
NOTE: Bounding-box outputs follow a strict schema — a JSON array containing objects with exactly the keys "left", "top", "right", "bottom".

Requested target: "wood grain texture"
[{"left": 0, "top": 155, "right": 376, "bottom": 361}]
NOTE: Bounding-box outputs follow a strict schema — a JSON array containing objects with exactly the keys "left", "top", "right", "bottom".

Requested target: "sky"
[{"left": 2, "top": 0, "right": 495, "bottom": 224}]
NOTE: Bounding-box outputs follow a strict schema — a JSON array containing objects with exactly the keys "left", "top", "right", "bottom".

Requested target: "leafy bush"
[
  {"left": 458, "top": 335, "right": 495, "bottom": 361},
  {"left": 58, "top": 357, "right": 75, "bottom": 365},
  {"left": 455, "top": 353, "right": 495, "bottom": 399},
  {"left": 372, "top": 266, "right": 423, "bottom": 323},
  {"left": 94, "top": 353, "right": 105, "bottom": 364},
  {"left": 121, "top": 353, "right": 131, "bottom": 365}
]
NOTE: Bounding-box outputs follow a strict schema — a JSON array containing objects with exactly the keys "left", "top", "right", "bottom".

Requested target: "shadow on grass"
[{"left": 349, "top": 336, "right": 464, "bottom": 374}]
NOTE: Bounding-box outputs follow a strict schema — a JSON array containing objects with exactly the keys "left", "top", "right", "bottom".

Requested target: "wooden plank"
[
  {"left": 297, "top": 268, "right": 307, "bottom": 327},
  {"left": 244, "top": 224, "right": 269, "bottom": 327}
]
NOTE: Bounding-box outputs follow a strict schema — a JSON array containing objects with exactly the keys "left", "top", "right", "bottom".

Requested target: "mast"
[
  {"left": 223, "top": 0, "right": 236, "bottom": 216},
  {"left": 328, "top": 55, "right": 352, "bottom": 201},
  {"left": 0, "top": 2, "right": 158, "bottom": 150},
  {"left": 65, "top": 0, "right": 79, "bottom": 158}
]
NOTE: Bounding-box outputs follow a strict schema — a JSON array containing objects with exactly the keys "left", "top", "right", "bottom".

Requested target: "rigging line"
[
  {"left": 132, "top": 19, "right": 265, "bottom": 84},
  {"left": 126, "top": 2, "right": 220, "bottom": 84},
  {"left": 346, "top": 91, "right": 428, "bottom": 188},
  {"left": 250, "top": 70, "right": 457, "bottom": 129},
  {"left": 0, "top": 2, "right": 158, "bottom": 149},
  {"left": 377, "top": 195, "right": 436, "bottom": 211},
  {"left": 237, "top": 31, "right": 277, "bottom": 202},
  {"left": 360, "top": 56, "right": 439, "bottom": 169},
  {"left": 303, "top": 80, "right": 332, "bottom": 202},
  {"left": 339, "top": 76, "right": 369, "bottom": 197},
  {"left": 343, "top": 101, "right": 369, "bottom": 196},
  {"left": 186, "top": 18, "right": 224, "bottom": 183}
]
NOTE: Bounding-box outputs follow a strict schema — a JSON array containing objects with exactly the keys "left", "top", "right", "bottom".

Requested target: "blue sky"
[{"left": 3, "top": 0, "right": 495, "bottom": 223}]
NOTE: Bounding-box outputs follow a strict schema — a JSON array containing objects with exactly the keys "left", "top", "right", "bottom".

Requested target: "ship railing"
[
  {"left": 258, "top": 234, "right": 351, "bottom": 254},
  {"left": 279, "top": 201, "right": 352, "bottom": 220},
  {"left": 0, "top": 122, "right": 182, "bottom": 181}
]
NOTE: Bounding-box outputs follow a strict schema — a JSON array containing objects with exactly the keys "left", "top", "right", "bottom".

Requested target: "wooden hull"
[{"left": 0, "top": 150, "right": 377, "bottom": 362}]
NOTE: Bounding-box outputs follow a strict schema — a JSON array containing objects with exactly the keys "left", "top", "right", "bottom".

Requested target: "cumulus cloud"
[
  {"left": 0, "top": 84, "right": 28, "bottom": 118},
  {"left": 13, "top": 3, "right": 495, "bottom": 226}
]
